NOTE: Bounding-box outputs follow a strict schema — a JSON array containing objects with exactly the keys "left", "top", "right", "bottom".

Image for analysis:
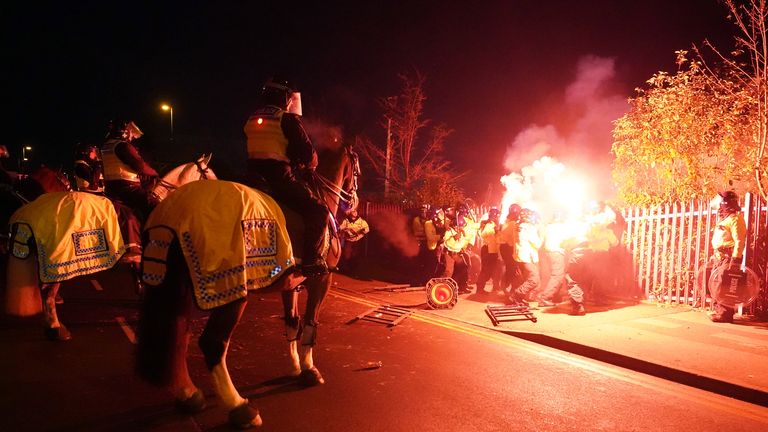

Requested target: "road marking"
[
  {"left": 90, "top": 279, "right": 103, "bottom": 291},
  {"left": 115, "top": 316, "right": 136, "bottom": 344},
  {"left": 633, "top": 317, "right": 683, "bottom": 328},
  {"left": 711, "top": 332, "right": 767, "bottom": 349},
  {"left": 330, "top": 289, "right": 768, "bottom": 423}
]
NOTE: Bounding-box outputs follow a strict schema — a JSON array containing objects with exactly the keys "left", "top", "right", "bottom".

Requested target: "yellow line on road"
[
  {"left": 115, "top": 316, "right": 136, "bottom": 344},
  {"left": 330, "top": 289, "right": 768, "bottom": 422}
]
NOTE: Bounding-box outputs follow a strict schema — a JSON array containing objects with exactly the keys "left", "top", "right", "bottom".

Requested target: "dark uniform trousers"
[{"left": 246, "top": 158, "right": 329, "bottom": 263}]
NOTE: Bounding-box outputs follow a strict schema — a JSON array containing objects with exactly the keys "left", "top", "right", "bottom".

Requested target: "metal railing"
[{"left": 622, "top": 193, "right": 767, "bottom": 316}]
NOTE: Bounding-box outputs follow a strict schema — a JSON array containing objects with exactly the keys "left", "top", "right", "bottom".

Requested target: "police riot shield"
[{"left": 708, "top": 263, "right": 760, "bottom": 308}]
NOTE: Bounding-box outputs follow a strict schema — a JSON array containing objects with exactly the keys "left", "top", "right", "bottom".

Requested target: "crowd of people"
[{"left": 408, "top": 201, "right": 624, "bottom": 316}]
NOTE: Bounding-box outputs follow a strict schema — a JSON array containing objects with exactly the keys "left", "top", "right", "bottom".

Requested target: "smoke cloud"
[
  {"left": 367, "top": 209, "right": 419, "bottom": 258},
  {"left": 502, "top": 55, "right": 629, "bottom": 201}
]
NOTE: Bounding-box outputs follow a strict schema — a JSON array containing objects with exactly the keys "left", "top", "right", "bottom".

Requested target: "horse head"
[{"left": 151, "top": 154, "right": 217, "bottom": 202}]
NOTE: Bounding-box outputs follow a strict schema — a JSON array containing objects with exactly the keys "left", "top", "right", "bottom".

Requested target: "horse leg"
[
  {"left": 282, "top": 289, "right": 302, "bottom": 376},
  {"left": 170, "top": 294, "right": 206, "bottom": 414},
  {"left": 297, "top": 273, "right": 331, "bottom": 386},
  {"left": 199, "top": 298, "right": 261, "bottom": 428},
  {"left": 41, "top": 283, "right": 70, "bottom": 341}
]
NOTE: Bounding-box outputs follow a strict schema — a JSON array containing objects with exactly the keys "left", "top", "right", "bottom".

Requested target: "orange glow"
[
  {"left": 257, "top": 118, "right": 263, "bottom": 125},
  {"left": 499, "top": 155, "right": 594, "bottom": 223}
]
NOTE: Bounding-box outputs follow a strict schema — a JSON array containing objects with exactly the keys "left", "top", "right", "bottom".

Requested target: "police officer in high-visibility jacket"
[
  {"left": 709, "top": 190, "right": 747, "bottom": 323},
  {"left": 440, "top": 217, "right": 471, "bottom": 294},
  {"left": 475, "top": 207, "right": 502, "bottom": 295},
  {"left": 508, "top": 208, "right": 543, "bottom": 304},
  {"left": 243, "top": 78, "right": 330, "bottom": 277},
  {"left": 101, "top": 120, "right": 160, "bottom": 223}
]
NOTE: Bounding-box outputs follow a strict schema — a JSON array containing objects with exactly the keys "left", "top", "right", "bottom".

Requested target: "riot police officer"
[{"left": 243, "top": 78, "right": 330, "bottom": 277}]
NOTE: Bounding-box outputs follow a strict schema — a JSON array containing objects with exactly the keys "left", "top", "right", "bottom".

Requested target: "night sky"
[{"left": 4, "top": 1, "right": 736, "bottom": 197}]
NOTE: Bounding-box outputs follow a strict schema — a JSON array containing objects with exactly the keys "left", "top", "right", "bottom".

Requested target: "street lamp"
[
  {"left": 21, "top": 146, "right": 32, "bottom": 173},
  {"left": 160, "top": 103, "right": 174, "bottom": 142}
]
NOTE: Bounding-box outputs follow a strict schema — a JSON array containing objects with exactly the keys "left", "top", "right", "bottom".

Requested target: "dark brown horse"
[{"left": 278, "top": 141, "right": 360, "bottom": 384}]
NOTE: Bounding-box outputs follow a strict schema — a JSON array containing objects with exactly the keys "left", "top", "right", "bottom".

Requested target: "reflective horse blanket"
[
  {"left": 9, "top": 191, "right": 125, "bottom": 282},
  {"left": 142, "top": 180, "right": 295, "bottom": 310}
]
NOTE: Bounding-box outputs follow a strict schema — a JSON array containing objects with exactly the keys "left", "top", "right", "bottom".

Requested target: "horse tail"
[
  {"left": 5, "top": 224, "right": 43, "bottom": 317},
  {"left": 135, "top": 240, "right": 191, "bottom": 386},
  {"left": 4, "top": 254, "right": 43, "bottom": 316}
]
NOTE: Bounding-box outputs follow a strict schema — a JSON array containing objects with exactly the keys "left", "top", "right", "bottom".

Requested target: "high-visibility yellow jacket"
[
  {"left": 244, "top": 106, "right": 291, "bottom": 162},
  {"left": 443, "top": 225, "right": 469, "bottom": 253},
  {"left": 424, "top": 220, "right": 441, "bottom": 251},
  {"left": 340, "top": 217, "right": 369, "bottom": 242},
  {"left": 515, "top": 222, "right": 542, "bottom": 264},
  {"left": 478, "top": 220, "right": 500, "bottom": 254},
  {"left": 411, "top": 216, "right": 427, "bottom": 241},
  {"left": 498, "top": 219, "right": 519, "bottom": 246},
  {"left": 101, "top": 139, "right": 140, "bottom": 182},
  {"left": 712, "top": 213, "right": 747, "bottom": 258}
]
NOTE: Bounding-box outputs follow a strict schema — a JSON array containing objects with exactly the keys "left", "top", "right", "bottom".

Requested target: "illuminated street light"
[
  {"left": 21, "top": 145, "right": 32, "bottom": 173},
  {"left": 160, "top": 103, "right": 174, "bottom": 142}
]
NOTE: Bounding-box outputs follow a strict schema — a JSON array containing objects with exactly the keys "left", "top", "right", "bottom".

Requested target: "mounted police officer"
[
  {"left": 101, "top": 120, "right": 160, "bottom": 223},
  {"left": 243, "top": 78, "right": 330, "bottom": 277},
  {"left": 73, "top": 142, "right": 104, "bottom": 194}
]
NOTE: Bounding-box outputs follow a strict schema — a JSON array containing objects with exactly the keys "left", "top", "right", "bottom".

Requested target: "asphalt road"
[{"left": 1, "top": 264, "right": 767, "bottom": 432}]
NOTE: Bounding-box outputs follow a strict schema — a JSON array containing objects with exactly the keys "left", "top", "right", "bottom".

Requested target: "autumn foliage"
[{"left": 612, "top": 0, "right": 768, "bottom": 205}]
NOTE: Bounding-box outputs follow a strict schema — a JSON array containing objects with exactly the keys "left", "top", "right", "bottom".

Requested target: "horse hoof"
[
  {"left": 228, "top": 400, "right": 262, "bottom": 429},
  {"left": 44, "top": 326, "right": 72, "bottom": 341},
  {"left": 299, "top": 367, "right": 325, "bottom": 387},
  {"left": 175, "top": 389, "right": 206, "bottom": 414}
]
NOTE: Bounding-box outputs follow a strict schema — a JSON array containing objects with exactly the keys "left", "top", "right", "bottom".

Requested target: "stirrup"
[{"left": 301, "top": 259, "right": 328, "bottom": 277}]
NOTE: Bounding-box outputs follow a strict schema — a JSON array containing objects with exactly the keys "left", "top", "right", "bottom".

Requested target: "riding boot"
[{"left": 131, "top": 262, "right": 144, "bottom": 297}]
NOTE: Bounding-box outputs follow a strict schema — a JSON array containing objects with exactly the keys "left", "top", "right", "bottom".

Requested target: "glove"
[{"left": 728, "top": 257, "right": 742, "bottom": 273}]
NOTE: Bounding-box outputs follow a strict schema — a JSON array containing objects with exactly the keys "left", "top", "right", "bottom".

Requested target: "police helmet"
[
  {"left": 106, "top": 119, "right": 143, "bottom": 141},
  {"left": 507, "top": 203, "right": 522, "bottom": 219},
  {"left": 718, "top": 190, "right": 740, "bottom": 213},
  {"left": 261, "top": 77, "right": 295, "bottom": 109}
]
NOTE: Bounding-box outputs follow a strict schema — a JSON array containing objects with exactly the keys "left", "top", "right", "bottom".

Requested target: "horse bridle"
[
  {"left": 308, "top": 145, "right": 360, "bottom": 209},
  {"left": 194, "top": 158, "right": 211, "bottom": 180},
  {"left": 152, "top": 159, "right": 211, "bottom": 200}
]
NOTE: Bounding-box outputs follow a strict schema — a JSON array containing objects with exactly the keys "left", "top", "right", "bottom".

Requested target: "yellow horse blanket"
[
  {"left": 9, "top": 191, "right": 125, "bottom": 283},
  {"left": 142, "top": 180, "right": 294, "bottom": 310}
]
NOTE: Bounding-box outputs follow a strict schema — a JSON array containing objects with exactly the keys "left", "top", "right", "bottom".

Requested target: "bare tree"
[
  {"left": 699, "top": 0, "right": 768, "bottom": 199},
  {"left": 357, "top": 71, "right": 464, "bottom": 205}
]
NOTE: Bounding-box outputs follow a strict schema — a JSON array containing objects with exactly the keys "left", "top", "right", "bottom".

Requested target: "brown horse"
[
  {"left": 135, "top": 180, "right": 305, "bottom": 429},
  {"left": 278, "top": 141, "right": 360, "bottom": 385}
]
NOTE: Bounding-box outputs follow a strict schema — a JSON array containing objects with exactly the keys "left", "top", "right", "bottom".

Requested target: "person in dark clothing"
[
  {"left": 73, "top": 142, "right": 104, "bottom": 193},
  {"left": 243, "top": 78, "right": 330, "bottom": 277},
  {"left": 101, "top": 120, "right": 160, "bottom": 223}
]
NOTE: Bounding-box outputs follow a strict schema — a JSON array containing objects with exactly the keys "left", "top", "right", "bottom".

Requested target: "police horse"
[
  {"left": 279, "top": 143, "right": 359, "bottom": 385},
  {"left": 3, "top": 155, "right": 215, "bottom": 340},
  {"left": 134, "top": 145, "right": 359, "bottom": 428}
]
